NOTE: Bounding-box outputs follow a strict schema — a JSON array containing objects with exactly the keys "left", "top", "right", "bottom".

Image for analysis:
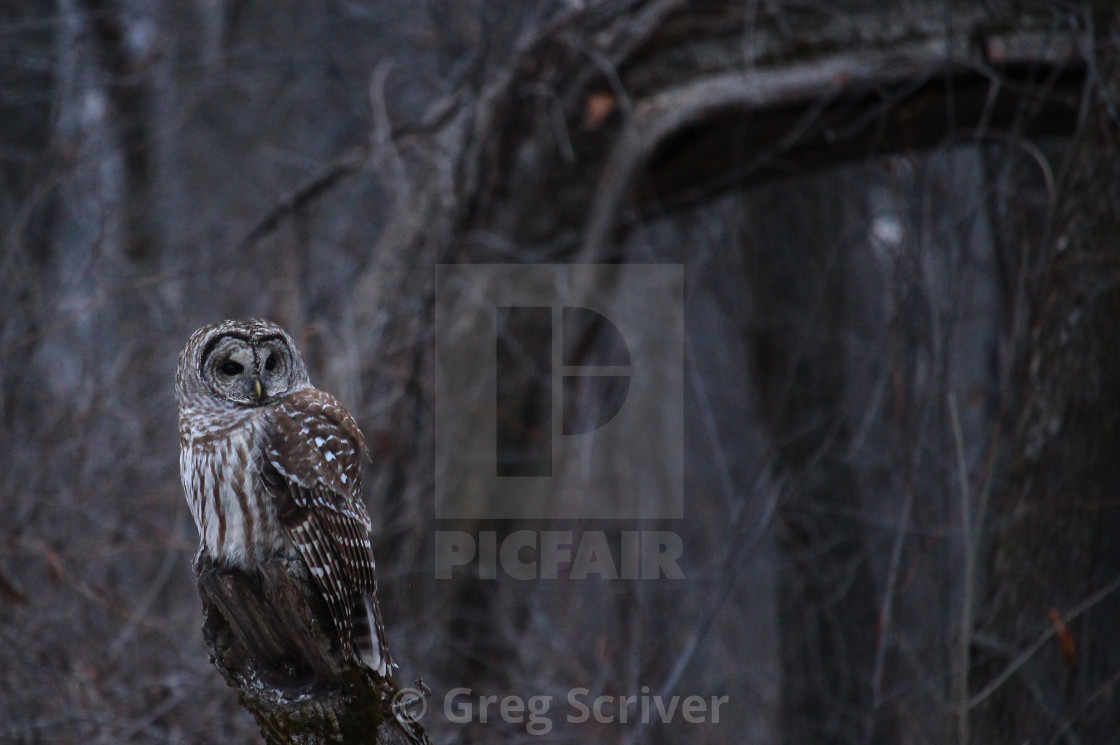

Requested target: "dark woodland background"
[{"left": 3, "top": 1, "right": 1120, "bottom": 743}]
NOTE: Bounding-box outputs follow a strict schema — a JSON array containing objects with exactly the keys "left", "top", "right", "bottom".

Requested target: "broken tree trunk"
[{"left": 195, "top": 551, "right": 429, "bottom": 745}]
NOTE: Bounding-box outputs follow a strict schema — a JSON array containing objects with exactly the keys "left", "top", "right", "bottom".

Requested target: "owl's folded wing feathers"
[{"left": 258, "top": 387, "right": 390, "bottom": 674}]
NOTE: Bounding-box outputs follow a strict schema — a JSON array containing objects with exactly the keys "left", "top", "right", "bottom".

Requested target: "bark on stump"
[{"left": 195, "top": 551, "right": 429, "bottom": 745}]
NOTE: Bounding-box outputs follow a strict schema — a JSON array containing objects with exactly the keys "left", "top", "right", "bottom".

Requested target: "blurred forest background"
[{"left": 3, "top": 1, "right": 1120, "bottom": 743}]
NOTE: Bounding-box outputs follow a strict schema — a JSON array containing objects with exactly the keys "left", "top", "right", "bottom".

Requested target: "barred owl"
[{"left": 175, "top": 318, "right": 391, "bottom": 676}]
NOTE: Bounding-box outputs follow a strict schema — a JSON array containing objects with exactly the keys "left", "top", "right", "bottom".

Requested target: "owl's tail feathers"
[{"left": 353, "top": 594, "right": 394, "bottom": 677}]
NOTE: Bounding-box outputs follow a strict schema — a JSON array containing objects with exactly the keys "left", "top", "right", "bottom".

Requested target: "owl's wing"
[{"left": 258, "top": 387, "right": 390, "bottom": 673}]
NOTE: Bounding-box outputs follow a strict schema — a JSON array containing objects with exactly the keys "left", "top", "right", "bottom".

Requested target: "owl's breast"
[{"left": 180, "top": 416, "right": 288, "bottom": 568}]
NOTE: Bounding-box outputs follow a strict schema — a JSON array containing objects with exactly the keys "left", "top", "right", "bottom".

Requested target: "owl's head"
[{"left": 176, "top": 318, "right": 311, "bottom": 409}]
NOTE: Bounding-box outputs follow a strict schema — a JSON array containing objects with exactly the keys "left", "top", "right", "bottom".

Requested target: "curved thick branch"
[{"left": 580, "top": 24, "right": 1086, "bottom": 257}]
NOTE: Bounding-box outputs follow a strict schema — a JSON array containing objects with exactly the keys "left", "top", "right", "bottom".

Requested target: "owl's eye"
[
  {"left": 264, "top": 354, "right": 277, "bottom": 372},
  {"left": 220, "top": 361, "right": 244, "bottom": 376}
]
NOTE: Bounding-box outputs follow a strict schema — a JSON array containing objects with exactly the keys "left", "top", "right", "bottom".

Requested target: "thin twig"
[
  {"left": 948, "top": 392, "right": 972, "bottom": 745},
  {"left": 621, "top": 337, "right": 781, "bottom": 745},
  {"left": 234, "top": 147, "right": 369, "bottom": 253},
  {"left": 21, "top": 538, "right": 169, "bottom": 630},
  {"left": 968, "top": 572, "right": 1120, "bottom": 709}
]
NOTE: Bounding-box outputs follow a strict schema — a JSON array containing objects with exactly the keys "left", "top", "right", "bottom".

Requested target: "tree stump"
[{"left": 195, "top": 551, "right": 429, "bottom": 745}]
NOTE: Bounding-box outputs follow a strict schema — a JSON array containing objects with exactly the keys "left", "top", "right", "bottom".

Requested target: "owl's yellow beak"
[{"left": 253, "top": 378, "right": 263, "bottom": 399}]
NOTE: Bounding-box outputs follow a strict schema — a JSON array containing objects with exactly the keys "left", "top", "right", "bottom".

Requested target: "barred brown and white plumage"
[{"left": 175, "top": 318, "right": 392, "bottom": 676}]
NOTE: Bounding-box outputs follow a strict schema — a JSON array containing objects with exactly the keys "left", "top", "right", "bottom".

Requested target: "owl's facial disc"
[{"left": 199, "top": 328, "right": 302, "bottom": 406}]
